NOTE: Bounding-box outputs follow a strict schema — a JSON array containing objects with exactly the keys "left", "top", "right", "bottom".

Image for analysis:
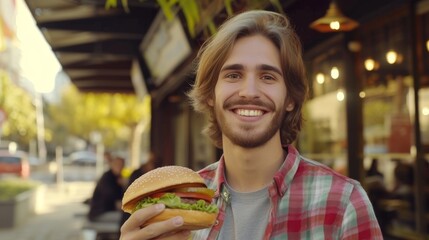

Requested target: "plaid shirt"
[{"left": 193, "top": 145, "right": 382, "bottom": 240}]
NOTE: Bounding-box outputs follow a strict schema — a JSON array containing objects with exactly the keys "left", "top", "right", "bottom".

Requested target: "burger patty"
[{"left": 181, "top": 198, "right": 204, "bottom": 204}]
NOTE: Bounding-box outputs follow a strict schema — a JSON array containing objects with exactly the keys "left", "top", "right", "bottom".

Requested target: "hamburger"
[{"left": 122, "top": 165, "right": 218, "bottom": 230}]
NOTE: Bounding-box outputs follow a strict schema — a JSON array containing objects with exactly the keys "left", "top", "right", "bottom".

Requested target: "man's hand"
[{"left": 120, "top": 204, "right": 191, "bottom": 240}]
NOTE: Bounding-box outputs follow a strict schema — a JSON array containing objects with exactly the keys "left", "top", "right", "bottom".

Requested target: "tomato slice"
[
  {"left": 174, "top": 192, "right": 212, "bottom": 203},
  {"left": 150, "top": 192, "right": 167, "bottom": 198},
  {"left": 149, "top": 191, "right": 213, "bottom": 203},
  {"left": 175, "top": 187, "right": 215, "bottom": 198}
]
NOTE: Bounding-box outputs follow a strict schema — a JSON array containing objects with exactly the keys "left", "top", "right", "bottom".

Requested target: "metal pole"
[
  {"left": 408, "top": 0, "right": 427, "bottom": 235},
  {"left": 35, "top": 93, "right": 47, "bottom": 164},
  {"left": 344, "top": 33, "right": 364, "bottom": 182},
  {"left": 55, "top": 146, "right": 64, "bottom": 188}
]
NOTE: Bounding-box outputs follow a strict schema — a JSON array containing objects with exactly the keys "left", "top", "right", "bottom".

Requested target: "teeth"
[{"left": 236, "top": 109, "right": 263, "bottom": 116}]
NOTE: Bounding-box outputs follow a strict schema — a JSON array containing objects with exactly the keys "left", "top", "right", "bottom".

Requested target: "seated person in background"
[
  {"left": 88, "top": 155, "right": 125, "bottom": 223},
  {"left": 365, "top": 158, "right": 389, "bottom": 234},
  {"left": 128, "top": 152, "right": 156, "bottom": 185},
  {"left": 119, "top": 152, "right": 156, "bottom": 227},
  {"left": 366, "top": 158, "right": 384, "bottom": 178},
  {"left": 391, "top": 161, "right": 414, "bottom": 209},
  {"left": 365, "top": 158, "right": 386, "bottom": 206}
]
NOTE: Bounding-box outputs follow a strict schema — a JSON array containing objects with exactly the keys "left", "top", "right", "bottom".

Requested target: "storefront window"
[
  {"left": 360, "top": 7, "right": 428, "bottom": 237},
  {"left": 300, "top": 44, "right": 347, "bottom": 174},
  {"left": 301, "top": 4, "right": 428, "bottom": 238}
]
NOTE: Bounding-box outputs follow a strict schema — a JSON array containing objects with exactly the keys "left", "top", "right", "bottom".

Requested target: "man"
[
  {"left": 88, "top": 155, "right": 125, "bottom": 224},
  {"left": 120, "top": 10, "right": 382, "bottom": 239}
]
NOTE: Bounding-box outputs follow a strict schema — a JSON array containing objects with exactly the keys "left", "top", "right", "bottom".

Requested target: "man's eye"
[
  {"left": 261, "top": 75, "right": 275, "bottom": 81},
  {"left": 226, "top": 73, "right": 240, "bottom": 79}
]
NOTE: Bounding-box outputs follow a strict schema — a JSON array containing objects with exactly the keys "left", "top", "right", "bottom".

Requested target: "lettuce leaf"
[{"left": 133, "top": 193, "right": 218, "bottom": 213}]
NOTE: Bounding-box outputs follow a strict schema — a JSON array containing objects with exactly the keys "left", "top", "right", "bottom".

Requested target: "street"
[{"left": 0, "top": 164, "right": 99, "bottom": 240}]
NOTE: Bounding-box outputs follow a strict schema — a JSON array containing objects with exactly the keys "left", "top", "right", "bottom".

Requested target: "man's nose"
[{"left": 238, "top": 76, "right": 259, "bottom": 98}]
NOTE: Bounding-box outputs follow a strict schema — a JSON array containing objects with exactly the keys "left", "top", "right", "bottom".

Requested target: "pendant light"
[
  {"left": 310, "top": 0, "right": 359, "bottom": 33},
  {"left": 364, "top": 31, "right": 380, "bottom": 71}
]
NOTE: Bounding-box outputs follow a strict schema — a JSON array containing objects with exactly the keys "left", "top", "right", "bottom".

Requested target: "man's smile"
[{"left": 234, "top": 109, "right": 264, "bottom": 117}]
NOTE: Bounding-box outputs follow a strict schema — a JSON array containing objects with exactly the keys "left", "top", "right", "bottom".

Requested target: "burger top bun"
[{"left": 122, "top": 165, "right": 207, "bottom": 213}]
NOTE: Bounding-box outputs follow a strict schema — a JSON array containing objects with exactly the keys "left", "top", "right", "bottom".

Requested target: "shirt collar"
[
  {"left": 214, "top": 156, "right": 227, "bottom": 199},
  {"left": 215, "top": 145, "right": 301, "bottom": 199},
  {"left": 272, "top": 144, "right": 300, "bottom": 197}
]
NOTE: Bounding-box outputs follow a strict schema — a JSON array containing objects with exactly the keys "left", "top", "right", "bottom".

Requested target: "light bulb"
[
  {"left": 426, "top": 40, "right": 429, "bottom": 52},
  {"left": 316, "top": 73, "right": 325, "bottom": 84},
  {"left": 331, "top": 67, "right": 339, "bottom": 79},
  {"left": 364, "top": 58, "right": 375, "bottom": 71},
  {"left": 336, "top": 89, "right": 345, "bottom": 101},
  {"left": 386, "top": 50, "right": 398, "bottom": 64},
  {"left": 329, "top": 21, "right": 340, "bottom": 30},
  {"left": 423, "top": 107, "right": 429, "bottom": 116}
]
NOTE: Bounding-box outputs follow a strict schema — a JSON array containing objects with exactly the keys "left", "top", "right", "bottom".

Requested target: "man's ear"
[
  {"left": 286, "top": 102, "right": 294, "bottom": 111},
  {"left": 207, "top": 98, "right": 214, "bottom": 106}
]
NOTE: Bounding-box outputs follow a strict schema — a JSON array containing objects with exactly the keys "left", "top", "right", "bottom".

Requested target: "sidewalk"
[{"left": 0, "top": 181, "right": 96, "bottom": 240}]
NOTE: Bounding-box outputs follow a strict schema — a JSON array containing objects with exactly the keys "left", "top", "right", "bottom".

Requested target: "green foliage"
[
  {"left": 48, "top": 84, "right": 151, "bottom": 149},
  {"left": 0, "top": 70, "right": 37, "bottom": 146},
  {"left": 224, "top": 0, "right": 233, "bottom": 16},
  {"left": 157, "top": 0, "right": 176, "bottom": 20},
  {"left": 0, "top": 179, "right": 39, "bottom": 201},
  {"left": 177, "top": 0, "right": 200, "bottom": 37},
  {"left": 104, "top": 0, "right": 285, "bottom": 38},
  {"left": 105, "top": 0, "right": 130, "bottom": 12}
]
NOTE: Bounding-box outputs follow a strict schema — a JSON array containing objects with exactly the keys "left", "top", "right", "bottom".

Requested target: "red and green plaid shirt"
[{"left": 193, "top": 145, "right": 382, "bottom": 240}]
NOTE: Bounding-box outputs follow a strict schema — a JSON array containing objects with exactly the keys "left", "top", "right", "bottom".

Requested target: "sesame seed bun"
[
  {"left": 122, "top": 165, "right": 207, "bottom": 213},
  {"left": 121, "top": 165, "right": 217, "bottom": 230}
]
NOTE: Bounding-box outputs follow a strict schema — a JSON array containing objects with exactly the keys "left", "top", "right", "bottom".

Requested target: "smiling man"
[
  {"left": 212, "top": 34, "right": 290, "bottom": 150},
  {"left": 120, "top": 10, "right": 382, "bottom": 240}
]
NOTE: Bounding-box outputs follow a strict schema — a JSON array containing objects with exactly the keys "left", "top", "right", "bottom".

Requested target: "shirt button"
[{"left": 222, "top": 191, "right": 230, "bottom": 201}]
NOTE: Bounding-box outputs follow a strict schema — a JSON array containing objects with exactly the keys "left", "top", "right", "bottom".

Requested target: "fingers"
[
  {"left": 120, "top": 204, "right": 191, "bottom": 240},
  {"left": 142, "top": 222, "right": 191, "bottom": 240},
  {"left": 155, "top": 230, "right": 191, "bottom": 240},
  {"left": 138, "top": 216, "right": 185, "bottom": 239},
  {"left": 121, "top": 204, "right": 165, "bottom": 234}
]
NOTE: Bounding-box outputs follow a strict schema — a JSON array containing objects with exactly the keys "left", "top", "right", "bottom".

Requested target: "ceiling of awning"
[
  {"left": 23, "top": 0, "right": 404, "bottom": 94},
  {"left": 24, "top": 0, "right": 159, "bottom": 93}
]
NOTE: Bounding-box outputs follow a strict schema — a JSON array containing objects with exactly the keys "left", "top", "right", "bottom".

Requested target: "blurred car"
[
  {"left": 67, "top": 151, "right": 97, "bottom": 166},
  {"left": 28, "top": 156, "right": 42, "bottom": 166},
  {"left": 0, "top": 150, "right": 30, "bottom": 178}
]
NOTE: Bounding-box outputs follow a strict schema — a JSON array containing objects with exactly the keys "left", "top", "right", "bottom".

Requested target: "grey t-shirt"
[{"left": 218, "top": 183, "right": 271, "bottom": 240}]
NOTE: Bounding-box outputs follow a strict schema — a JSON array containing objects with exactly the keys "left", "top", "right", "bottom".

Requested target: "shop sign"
[{"left": 140, "top": 15, "right": 192, "bottom": 87}]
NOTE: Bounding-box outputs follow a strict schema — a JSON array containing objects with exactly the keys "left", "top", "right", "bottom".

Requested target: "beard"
[{"left": 215, "top": 98, "right": 285, "bottom": 148}]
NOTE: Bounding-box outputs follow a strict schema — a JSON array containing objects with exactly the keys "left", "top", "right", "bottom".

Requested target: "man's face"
[{"left": 211, "top": 34, "right": 293, "bottom": 148}]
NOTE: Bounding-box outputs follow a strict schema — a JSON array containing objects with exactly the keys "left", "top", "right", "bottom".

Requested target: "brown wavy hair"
[{"left": 188, "top": 10, "right": 308, "bottom": 149}]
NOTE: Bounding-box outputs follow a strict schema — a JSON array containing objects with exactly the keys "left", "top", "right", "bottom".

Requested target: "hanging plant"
[
  {"left": 104, "top": 0, "right": 202, "bottom": 37},
  {"left": 104, "top": 0, "right": 284, "bottom": 38},
  {"left": 105, "top": 0, "right": 130, "bottom": 12}
]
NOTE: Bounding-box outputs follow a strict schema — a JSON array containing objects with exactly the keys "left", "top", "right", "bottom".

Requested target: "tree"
[
  {"left": 0, "top": 70, "right": 37, "bottom": 148},
  {"left": 48, "top": 84, "right": 151, "bottom": 158}
]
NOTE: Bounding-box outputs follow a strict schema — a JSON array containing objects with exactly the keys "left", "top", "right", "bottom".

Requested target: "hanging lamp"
[{"left": 310, "top": 0, "right": 359, "bottom": 32}]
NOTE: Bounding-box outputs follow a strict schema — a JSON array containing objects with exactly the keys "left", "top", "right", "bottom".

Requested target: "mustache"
[{"left": 223, "top": 98, "right": 274, "bottom": 111}]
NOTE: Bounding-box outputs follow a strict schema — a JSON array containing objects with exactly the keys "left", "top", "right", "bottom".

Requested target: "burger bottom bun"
[{"left": 143, "top": 208, "right": 218, "bottom": 231}]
